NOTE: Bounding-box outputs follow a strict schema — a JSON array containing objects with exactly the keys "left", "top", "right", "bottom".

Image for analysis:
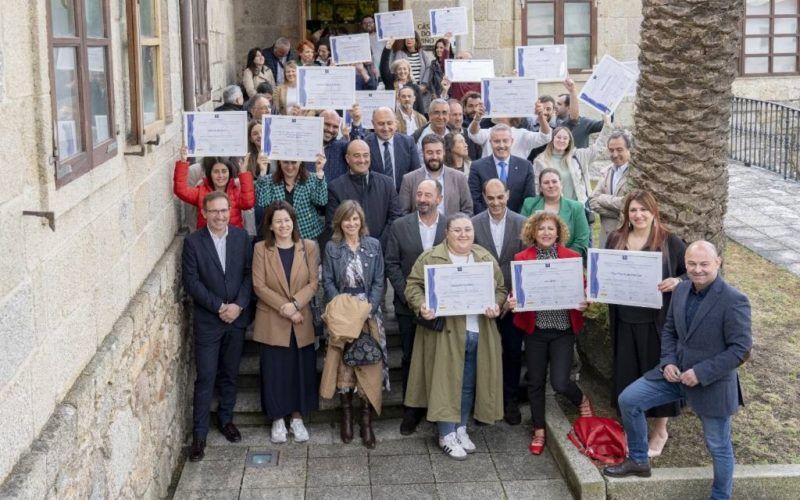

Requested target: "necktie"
[
  {"left": 383, "top": 141, "right": 395, "bottom": 187},
  {"left": 498, "top": 161, "right": 508, "bottom": 184}
]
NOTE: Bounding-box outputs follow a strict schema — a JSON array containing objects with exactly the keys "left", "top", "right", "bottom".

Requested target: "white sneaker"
[
  {"left": 438, "top": 432, "right": 468, "bottom": 460},
  {"left": 271, "top": 418, "right": 287, "bottom": 443},
  {"left": 456, "top": 426, "right": 476, "bottom": 453},
  {"left": 290, "top": 418, "right": 309, "bottom": 442}
]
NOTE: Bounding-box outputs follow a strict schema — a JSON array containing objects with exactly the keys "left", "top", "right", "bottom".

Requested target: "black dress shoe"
[
  {"left": 220, "top": 422, "right": 242, "bottom": 443},
  {"left": 399, "top": 407, "right": 423, "bottom": 435},
  {"left": 504, "top": 401, "right": 522, "bottom": 426},
  {"left": 189, "top": 438, "right": 206, "bottom": 462},
  {"left": 603, "top": 458, "right": 652, "bottom": 478}
]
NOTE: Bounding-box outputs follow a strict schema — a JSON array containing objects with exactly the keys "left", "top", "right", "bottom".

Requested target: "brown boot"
[
  {"left": 360, "top": 400, "right": 376, "bottom": 449},
  {"left": 340, "top": 392, "right": 354, "bottom": 443}
]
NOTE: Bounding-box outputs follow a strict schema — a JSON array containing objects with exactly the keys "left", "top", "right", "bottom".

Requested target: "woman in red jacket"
[
  {"left": 507, "top": 211, "right": 594, "bottom": 455},
  {"left": 173, "top": 146, "right": 255, "bottom": 229}
]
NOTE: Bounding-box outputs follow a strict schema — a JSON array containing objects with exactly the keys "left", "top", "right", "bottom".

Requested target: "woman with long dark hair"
[{"left": 242, "top": 48, "right": 276, "bottom": 99}]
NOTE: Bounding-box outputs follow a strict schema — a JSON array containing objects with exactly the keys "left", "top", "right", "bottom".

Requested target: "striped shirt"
[{"left": 407, "top": 52, "right": 422, "bottom": 84}]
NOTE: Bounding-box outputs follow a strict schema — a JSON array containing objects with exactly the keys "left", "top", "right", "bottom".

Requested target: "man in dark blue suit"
[
  {"left": 605, "top": 241, "right": 752, "bottom": 500},
  {"left": 366, "top": 107, "right": 421, "bottom": 193},
  {"left": 182, "top": 192, "right": 253, "bottom": 461},
  {"left": 468, "top": 124, "right": 535, "bottom": 214}
]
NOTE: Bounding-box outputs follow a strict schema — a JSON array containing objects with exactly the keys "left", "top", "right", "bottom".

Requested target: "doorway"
[{"left": 301, "top": 0, "right": 403, "bottom": 39}]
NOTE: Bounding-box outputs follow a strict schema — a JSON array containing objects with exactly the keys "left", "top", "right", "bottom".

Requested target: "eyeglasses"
[{"left": 206, "top": 209, "right": 230, "bottom": 215}]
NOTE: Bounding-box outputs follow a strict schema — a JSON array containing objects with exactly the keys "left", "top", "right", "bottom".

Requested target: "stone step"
[{"left": 237, "top": 343, "right": 404, "bottom": 376}]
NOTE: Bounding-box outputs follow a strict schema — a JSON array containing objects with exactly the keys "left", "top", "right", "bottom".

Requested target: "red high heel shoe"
[{"left": 529, "top": 429, "right": 546, "bottom": 455}]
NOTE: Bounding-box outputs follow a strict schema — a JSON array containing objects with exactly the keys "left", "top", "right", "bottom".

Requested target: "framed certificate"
[
  {"left": 511, "top": 258, "right": 584, "bottom": 311},
  {"left": 429, "top": 7, "right": 469, "bottom": 37},
  {"left": 481, "top": 78, "right": 538, "bottom": 118},
  {"left": 184, "top": 111, "right": 248, "bottom": 157},
  {"left": 261, "top": 115, "right": 324, "bottom": 162},
  {"left": 330, "top": 33, "right": 373, "bottom": 65},
  {"left": 297, "top": 66, "right": 356, "bottom": 110},
  {"left": 424, "top": 262, "right": 496, "bottom": 316},
  {"left": 587, "top": 249, "right": 664, "bottom": 309},
  {"left": 445, "top": 59, "right": 495, "bottom": 83},
  {"left": 578, "top": 55, "right": 638, "bottom": 115},
  {"left": 375, "top": 10, "right": 415, "bottom": 41},
  {"left": 515, "top": 45, "right": 568, "bottom": 82}
]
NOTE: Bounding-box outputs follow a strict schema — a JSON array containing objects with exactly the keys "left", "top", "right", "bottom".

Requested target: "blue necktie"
[
  {"left": 498, "top": 161, "right": 508, "bottom": 184},
  {"left": 383, "top": 141, "right": 395, "bottom": 187}
]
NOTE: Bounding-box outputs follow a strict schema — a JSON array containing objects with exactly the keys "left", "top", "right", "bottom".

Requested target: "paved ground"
[
  {"left": 726, "top": 163, "right": 800, "bottom": 276},
  {"left": 172, "top": 411, "right": 573, "bottom": 500}
]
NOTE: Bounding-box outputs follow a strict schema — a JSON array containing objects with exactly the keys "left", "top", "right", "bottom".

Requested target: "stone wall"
[
  {"left": 0, "top": 237, "right": 191, "bottom": 499},
  {"left": 234, "top": 0, "right": 301, "bottom": 71}
]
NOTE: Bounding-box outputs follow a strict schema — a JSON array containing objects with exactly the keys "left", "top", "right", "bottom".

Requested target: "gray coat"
[
  {"left": 471, "top": 209, "right": 527, "bottom": 290},
  {"left": 398, "top": 166, "right": 473, "bottom": 216},
  {"left": 322, "top": 236, "right": 384, "bottom": 315}
]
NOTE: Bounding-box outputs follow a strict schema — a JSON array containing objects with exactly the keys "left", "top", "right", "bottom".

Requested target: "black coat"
[{"left": 468, "top": 155, "right": 536, "bottom": 214}]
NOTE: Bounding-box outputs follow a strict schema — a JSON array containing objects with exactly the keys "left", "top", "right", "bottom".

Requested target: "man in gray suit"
[
  {"left": 385, "top": 179, "right": 446, "bottom": 435},
  {"left": 398, "top": 135, "right": 473, "bottom": 217},
  {"left": 605, "top": 241, "right": 752, "bottom": 500},
  {"left": 471, "top": 179, "right": 527, "bottom": 425}
]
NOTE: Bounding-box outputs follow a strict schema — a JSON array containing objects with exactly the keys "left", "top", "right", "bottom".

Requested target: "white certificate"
[
  {"left": 481, "top": 78, "right": 538, "bottom": 118},
  {"left": 516, "top": 45, "right": 568, "bottom": 82},
  {"left": 353, "top": 90, "right": 396, "bottom": 129},
  {"left": 297, "top": 66, "right": 356, "bottom": 110},
  {"left": 587, "top": 249, "right": 663, "bottom": 309},
  {"left": 330, "top": 33, "right": 373, "bottom": 65},
  {"left": 445, "top": 59, "right": 495, "bottom": 83},
  {"left": 621, "top": 60, "right": 640, "bottom": 97},
  {"left": 424, "top": 262, "right": 496, "bottom": 316},
  {"left": 184, "top": 111, "right": 248, "bottom": 157},
  {"left": 261, "top": 115, "right": 324, "bottom": 162},
  {"left": 429, "top": 7, "right": 469, "bottom": 37},
  {"left": 511, "top": 258, "right": 584, "bottom": 311},
  {"left": 578, "top": 55, "right": 638, "bottom": 115},
  {"left": 375, "top": 10, "right": 415, "bottom": 41}
]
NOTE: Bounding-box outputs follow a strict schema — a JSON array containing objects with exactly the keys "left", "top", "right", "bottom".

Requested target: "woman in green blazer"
[{"left": 520, "top": 168, "right": 590, "bottom": 258}]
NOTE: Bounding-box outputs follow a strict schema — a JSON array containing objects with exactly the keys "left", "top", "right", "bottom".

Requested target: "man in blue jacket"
[{"left": 604, "top": 241, "right": 752, "bottom": 500}]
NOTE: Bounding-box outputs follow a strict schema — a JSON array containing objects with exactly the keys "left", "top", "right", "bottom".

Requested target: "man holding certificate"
[{"left": 404, "top": 213, "right": 506, "bottom": 461}]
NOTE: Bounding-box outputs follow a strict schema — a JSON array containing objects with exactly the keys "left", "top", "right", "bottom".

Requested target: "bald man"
[
  {"left": 304, "top": 109, "right": 349, "bottom": 182},
  {"left": 366, "top": 107, "right": 421, "bottom": 192},
  {"left": 326, "top": 140, "right": 402, "bottom": 248},
  {"left": 605, "top": 241, "right": 752, "bottom": 500}
]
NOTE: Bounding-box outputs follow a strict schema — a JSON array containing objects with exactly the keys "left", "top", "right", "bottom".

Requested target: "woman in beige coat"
[
  {"left": 252, "top": 201, "right": 319, "bottom": 444},
  {"left": 404, "top": 213, "right": 507, "bottom": 460},
  {"left": 242, "top": 48, "right": 276, "bottom": 98}
]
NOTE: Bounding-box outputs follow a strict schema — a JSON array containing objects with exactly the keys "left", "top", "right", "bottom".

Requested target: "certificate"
[
  {"left": 445, "top": 59, "right": 495, "bottom": 83},
  {"left": 516, "top": 45, "right": 568, "bottom": 82},
  {"left": 578, "top": 55, "right": 638, "bottom": 115},
  {"left": 184, "top": 111, "right": 248, "bottom": 157},
  {"left": 352, "top": 90, "right": 396, "bottom": 129},
  {"left": 330, "top": 33, "right": 372, "bottom": 65},
  {"left": 261, "top": 115, "right": 324, "bottom": 162},
  {"left": 430, "top": 7, "right": 469, "bottom": 37},
  {"left": 424, "top": 262, "right": 496, "bottom": 316},
  {"left": 621, "top": 60, "right": 640, "bottom": 97},
  {"left": 511, "top": 258, "right": 584, "bottom": 311},
  {"left": 481, "top": 78, "right": 538, "bottom": 118},
  {"left": 297, "top": 66, "right": 356, "bottom": 110},
  {"left": 587, "top": 249, "right": 664, "bottom": 309},
  {"left": 375, "top": 10, "right": 415, "bottom": 41}
]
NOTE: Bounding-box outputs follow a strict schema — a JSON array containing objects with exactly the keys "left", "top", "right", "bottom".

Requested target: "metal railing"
[{"left": 729, "top": 97, "right": 800, "bottom": 182}]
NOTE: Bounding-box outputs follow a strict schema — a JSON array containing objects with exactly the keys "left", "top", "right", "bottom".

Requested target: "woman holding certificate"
[
  {"left": 404, "top": 213, "right": 506, "bottom": 461},
  {"left": 508, "top": 212, "right": 595, "bottom": 455},
  {"left": 242, "top": 48, "right": 276, "bottom": 99},
  {"left": 379, "top": 41, "right": 425, "bottom": 115},
  {"left": 252, "top": 201, "right": 319, "bottom": 444},
  {"left": 606, "top": 190, "right": 686, "bottom": 458},
  {"left": 520, "top": 168, "right": 590, "bottom": 258},
  {"left": 255, "top": 155, "right": 327, "bottom": 240},
  {"left": 320, "top": 201, "right": 388, "bottom": 449},
  {"left": 273, "top": 61, "right": 312, "bottom": 116}
]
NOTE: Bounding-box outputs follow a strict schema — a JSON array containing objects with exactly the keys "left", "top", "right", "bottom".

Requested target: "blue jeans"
[
  {"left": 619, "top": 377, "right": 734, "bottom": 500},
  {"left": 438, "top": 330, "right": 479, "bottom": 437}
]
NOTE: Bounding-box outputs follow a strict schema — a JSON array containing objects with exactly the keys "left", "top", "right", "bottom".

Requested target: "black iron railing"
[{"left": 729, "top": 97, "right": 800, "bottom": 182}]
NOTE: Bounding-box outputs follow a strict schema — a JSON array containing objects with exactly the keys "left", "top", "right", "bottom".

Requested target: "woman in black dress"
[{"left": 606, "top": 190, "right": 686, "bottom": 457}]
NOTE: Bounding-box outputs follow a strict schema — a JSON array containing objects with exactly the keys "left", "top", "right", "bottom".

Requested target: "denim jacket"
[{"left": 322, "top": 236, "right": 384, "bottom": 315}]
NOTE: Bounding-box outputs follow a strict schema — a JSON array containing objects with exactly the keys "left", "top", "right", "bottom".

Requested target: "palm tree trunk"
[{"left": 632, "top": 0, "right": 744, "bottom": 248}]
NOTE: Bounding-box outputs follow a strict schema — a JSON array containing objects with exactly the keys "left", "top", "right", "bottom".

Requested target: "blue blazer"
[
  {"left": 366, "top": 133, "right": 421, "bottom": 191},
  {"left": 182, "top": 226, "right": 253, "bottom": 333},
  {"left": 468, "top": 155, "right": 535, "bottom": 214},
  {"left": 645, "top": 276, "right": 752, "bottom": 417}
]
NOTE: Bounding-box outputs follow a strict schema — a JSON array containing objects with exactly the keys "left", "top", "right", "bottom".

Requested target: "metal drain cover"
[{"left": 246, "top": 449, "right": 279, "bottom": 467}]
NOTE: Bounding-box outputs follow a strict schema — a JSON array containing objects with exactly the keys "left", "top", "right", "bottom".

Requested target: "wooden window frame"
[
  {"left": 46, "top": 0, "right": 117, "bottom": 188},
  {"left": 740, "top": 0, "right": 800, "bottom": 76},
  {"left": 521, "top": 0, "right": 598, "bottom": 72},
  {"left": 127, "top": 0, "right": 166, "bottom": 145},
  {"left": 192, "top": 0, "right": 211, "bottom": 105}
]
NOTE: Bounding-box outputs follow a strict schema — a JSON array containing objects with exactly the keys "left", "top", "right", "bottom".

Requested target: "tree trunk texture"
[{"left": 632, "top": 0, "right": 744, "bottom": 248}]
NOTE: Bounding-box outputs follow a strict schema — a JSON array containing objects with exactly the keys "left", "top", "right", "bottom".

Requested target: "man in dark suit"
[
  {"left": 605, "top": 241, "right": 752, "bottom": 500},
  {"left": 471, "top": 179, "right": 527, "bottom": 424},
  {"left": 182, "top": 192, "right": 253, "bottom": 461},
  {"left": 468, "top": 124, "right": 536, "bottom": 214},
  {"left": 385, "top": 179, "right": 446, "bottom": 435},
  {"left": 366, "top": 107, "right": 420, "bottom": 192}
]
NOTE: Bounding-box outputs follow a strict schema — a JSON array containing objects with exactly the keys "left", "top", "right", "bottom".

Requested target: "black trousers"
[
  {"left": 498, "top": 313, "right": 525, "bottom": 405},
  {"left": 397, "top": 313, "right": 417, "bottom": 400},
  {"left": 193, "top": 326, "right": 245, "bottom": 439},
  {"left": 525, "top": 328, "right": 583, "bottom": 429}
]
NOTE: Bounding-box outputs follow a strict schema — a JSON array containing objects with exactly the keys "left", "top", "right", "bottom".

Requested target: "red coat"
[
  {"left": 172, "top": 160, "right": 255, "bottom": 229},
  {"left": 512, "top": 244, "right": 585, "bottom": 335}
]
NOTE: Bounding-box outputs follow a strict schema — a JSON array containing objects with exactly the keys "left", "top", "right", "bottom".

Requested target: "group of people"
[{"left": 176, "top": 21, "right": 752, "bottom": 500}]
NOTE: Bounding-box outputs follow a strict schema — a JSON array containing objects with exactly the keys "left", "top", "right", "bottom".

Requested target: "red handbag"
[{"left": 567, "top": 416, "right": 628, "bottom": 465}]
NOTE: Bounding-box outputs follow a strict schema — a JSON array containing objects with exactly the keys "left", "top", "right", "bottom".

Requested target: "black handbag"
[
  {"left": 343, "top": 330, "right": 383, "bottom": 367},
  {"left": 415, "top": 315, "right": 445, "bottom": 332},
  {"left": 301, "top": 242, "right": 324, "bottom": 337}
]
